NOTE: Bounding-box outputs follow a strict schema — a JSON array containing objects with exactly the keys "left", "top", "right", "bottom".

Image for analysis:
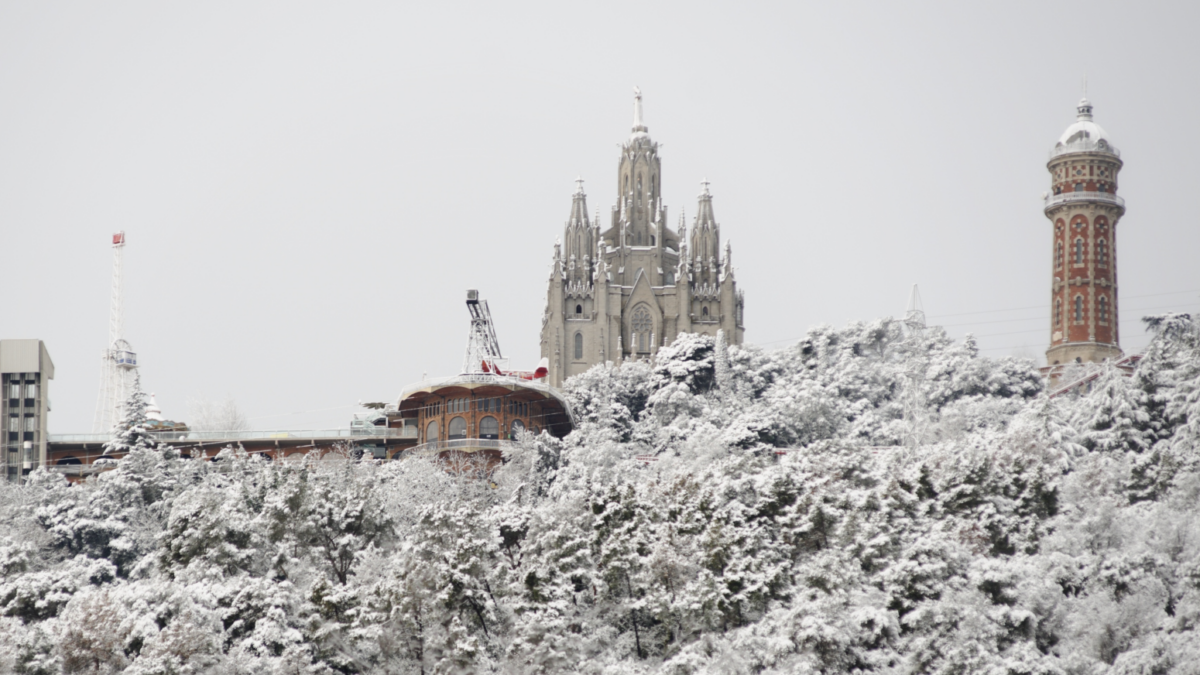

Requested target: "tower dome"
[{"left": 1054, "top": 98, "right": 1118, "bottom": 156}]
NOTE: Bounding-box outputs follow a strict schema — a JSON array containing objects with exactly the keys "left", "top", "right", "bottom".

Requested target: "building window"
[
  {"left": 425, "top": 420, "right": 439, "bottom": 443},
  {"left": 511, "top": 419, "right": 525, "bottom": 436},
  {"left": 632, "top": 306, "right": 652, "bottom": 353},
  {"left": 664, "top": 271, "right": 674, "bottom": 286},
  {"left": 1055, "top": 299, "right": 1062, "bottom": 327},
  {"left": 1097, "top": 239, "right": 1108, "bottom": 266},
  {"left": 24, "top": 383, "right": 36, "bottom": 399},
  {"left": 702, "top": 306, "right": 709, "bottom": 318},
  {"left": 1074, "top": 238, "right": 1084, "bottom": 265},
  {"left": 1098, "top": 296, "right": 1109, "bottom": 323},
  {"left": 7, "top": 382, "right": 18, "bottom": 399},
  {"left": 23, "top": 416, "right": 35, "bottom": 432},
  {"left": 574, "top": 332, "right": 583, "bottom": 360},
  {"left": 637, "top": 176, "right": 642, "bottom": 206},
  {"left": 1074, "top": 296, "right": 1084, "bottom": 323},
  {"left": 1074, "top": 183, "right": 1084, "bottom": 192},
  {"left": 650, "top": 235, "right": 656, "bottom": 246},
  {"left": 1055, "top": 241, "right": 1063, "bottom": 269},
  {"left": 448, "top": 416, "right": 467, "bottom": 440},
  {"left": 1098, "top": 184, "right": 1107, "bottom": 193},
  {"left": 575, "top": 304, "right": 582, "bottom": 315},
  {"left": 479, "top": 416, "right": 499, "bottom": 440},
  {"left": 7, "top": 416, "right": 17, "bottom": 432}
]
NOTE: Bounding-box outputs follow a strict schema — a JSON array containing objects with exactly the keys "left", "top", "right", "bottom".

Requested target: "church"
[{"left": 540, "top": 90, "right": 745, "bottom": 387}]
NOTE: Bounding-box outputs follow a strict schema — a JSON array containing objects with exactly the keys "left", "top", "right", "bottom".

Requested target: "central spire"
[{"left": 632, "top": 86, "right": 647, "bottom": 133}]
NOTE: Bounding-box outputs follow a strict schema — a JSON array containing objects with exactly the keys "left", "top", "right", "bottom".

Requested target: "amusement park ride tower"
[
  {"left": 92, "top": 232, "right": 139, "bottom": 433},
  {"left": 1044, "top": 97, "right": 1125, "bottom": 376}
]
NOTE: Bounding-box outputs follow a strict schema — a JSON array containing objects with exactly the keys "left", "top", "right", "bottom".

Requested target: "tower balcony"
[{"left": 1043, "top": 191, "right": 1125, "bottom": 215}]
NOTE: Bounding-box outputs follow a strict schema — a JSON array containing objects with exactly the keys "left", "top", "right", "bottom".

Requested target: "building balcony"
[
  {"left": 405, "top": 438, "right": 517, "bottom": 455},
  {"left": 1050, "top": 139, "right": 1120, "bottom": 159},
  {"left": 49, "top": 426, "right": 418, "bottom": 445},
  {"left": 1043, "top": 191, "right": 1125, "bottom": 214}
]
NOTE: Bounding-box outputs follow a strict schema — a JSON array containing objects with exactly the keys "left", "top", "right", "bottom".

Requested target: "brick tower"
[{"left": 1044, "top": 97, "right": 1125, "bottom": 375}]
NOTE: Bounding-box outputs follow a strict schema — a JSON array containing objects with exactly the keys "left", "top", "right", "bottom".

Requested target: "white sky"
[{"left": 3, "top": 1, "right": 1199, "bottom": 433}]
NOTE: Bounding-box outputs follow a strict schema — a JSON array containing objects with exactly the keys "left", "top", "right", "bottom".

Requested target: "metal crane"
[{"left": 462, "top": 290, "right": 504, "bottom": 375}]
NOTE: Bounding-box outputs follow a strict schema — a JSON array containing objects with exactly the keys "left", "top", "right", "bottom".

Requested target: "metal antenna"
[
  {"left": 902, "top": 283, "right": 928, "bottom": 448},
  {"left": 904, "top": 283, "right": 926, "bottom": 331},
  {"left": 92, "top": 232, "right": 139, "bottom": 433}
]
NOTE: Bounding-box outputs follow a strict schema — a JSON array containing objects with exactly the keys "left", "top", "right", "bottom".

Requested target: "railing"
[
  {"left": 405, "top": 438, "right": 517, "bottom": 455},
  {"left": 49, "top": 426, "right": 418, "bottom": 444},
  {"left": 1050, "top": 139, "right": 1119, "bottom": 158},
  {"left": 1043, "top": 191, "right": 1125, "bottom": 212}
]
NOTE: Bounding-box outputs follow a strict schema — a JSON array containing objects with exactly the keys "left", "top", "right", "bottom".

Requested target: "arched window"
[
  {"left": 574, "top": 332, "right": 583, "bottom": 360},
  {"left": 664, "top": 271, "right": 674, "bottom": 286},
  {"left": 1097, "top": 239, "right": 1108, "bottom": 266},
  {"left": 1098, "top": 296, "right": 1109, "bottom": 323},
  {"left": 1074, "top": 296, "right": 1084, "bottom": 323},
  {"left": 637, "top": 176, "right": 642, "bottom": 206},
  {"left": 1055, "top": 241, "right": 1063, "bottom": 269},
  {"left": 1074, "top": 238, "right": 1084, "bottom": 265},
  {"left": 426, "top": 420, "right": 439, "bottom": 443},
  {"left": 479, "top": 416, "right": 499, "bottom": 440},
  {"left": 448, "top": 416, "right": 467, "bottom": 440},
  {"left": 575, "top": 304, "right": 582, "bottom": 315},
  {"left": 1054, "top": 299, "right": 1062, "bottom": 327},
  {"left": 632, "top": 305, "right": 652, "bottom": 353},
  {"left": 511, "top": 419, "right": 525, "bottom": 436},
  {"left": 702, "top": 306, "right": 709, "bottom": 318},
  {"left": 650, "top": 235, "right": 656, "bottom": 246}
]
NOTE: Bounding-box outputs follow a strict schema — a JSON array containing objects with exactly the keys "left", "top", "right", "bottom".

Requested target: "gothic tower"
[
  {"left": 540, "top": 90, "right": 745, "bottom": 387},
  {"left": 1044, "top": 97, "right": 1124, "bottom": 373}
]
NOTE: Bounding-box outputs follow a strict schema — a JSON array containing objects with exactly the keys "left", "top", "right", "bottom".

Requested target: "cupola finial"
[{"left": 1076, "top": 76, "right": 1094, "bottom": 121}]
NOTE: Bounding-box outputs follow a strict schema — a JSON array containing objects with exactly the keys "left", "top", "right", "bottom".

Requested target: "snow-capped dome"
[
  {"left": 146, "top": 393, "right": 165, "bottom": 422},
  {"left": 1054, "top": 98, "right": 1118, "bottom": 155}
]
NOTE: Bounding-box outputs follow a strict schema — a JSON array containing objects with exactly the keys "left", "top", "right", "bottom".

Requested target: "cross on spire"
[
  {"left": 574, "top": 176, "right": 585, "bottom": 194},
  {"left": 700, "top": 178, "right": 711, "bottom": 196}
]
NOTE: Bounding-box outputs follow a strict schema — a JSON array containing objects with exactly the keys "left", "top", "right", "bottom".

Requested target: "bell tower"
[{"left": 1044, "top": 97, "right": 1125, "bottom": 375}]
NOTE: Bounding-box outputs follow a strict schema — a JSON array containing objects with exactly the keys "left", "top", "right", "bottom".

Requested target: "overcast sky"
[{"left": 3, "top": 1, "right": 1198, "bottom": 433}]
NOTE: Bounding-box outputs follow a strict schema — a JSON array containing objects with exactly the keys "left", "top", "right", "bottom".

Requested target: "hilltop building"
[
  {"left": 1, "top": 340, "right": 54, "bottom": 483},
  {"left": 540, "top": 90, "right": 745, "bottom": 386},
  {"left": 1043, "top": 97, "right": 1126, "bottom": 382}
]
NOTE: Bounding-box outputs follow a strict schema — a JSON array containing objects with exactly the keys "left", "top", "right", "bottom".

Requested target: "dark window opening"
[{"left": 448, "top": 416, "right": 467, "bottom": 440}]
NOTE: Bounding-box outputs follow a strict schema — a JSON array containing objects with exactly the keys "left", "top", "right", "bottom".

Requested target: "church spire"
[{"left": 568, "top": 177, "right": 589, "bottom": 227}]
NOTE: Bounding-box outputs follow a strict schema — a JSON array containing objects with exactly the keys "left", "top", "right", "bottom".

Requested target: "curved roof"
[
  {"left": 1054, "top": 98, "right": 1118, "bottom": 156},
  {"left": 393, "top": 373, "right": 575, "bottom": 436}
]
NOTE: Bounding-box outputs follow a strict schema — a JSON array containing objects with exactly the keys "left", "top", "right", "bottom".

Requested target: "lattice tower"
[{"left": 92, "top": 232, "right": 139, "bottom": 433}]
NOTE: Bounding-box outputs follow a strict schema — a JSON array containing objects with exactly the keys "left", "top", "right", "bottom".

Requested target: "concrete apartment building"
[{"left": 1, "top": 340, "right": 54, "bottom": 483}]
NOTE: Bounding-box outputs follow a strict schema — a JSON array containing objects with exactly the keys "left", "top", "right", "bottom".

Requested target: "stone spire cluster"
[{"left": 541, "top": 90, "right": 745, "bottom": 386}]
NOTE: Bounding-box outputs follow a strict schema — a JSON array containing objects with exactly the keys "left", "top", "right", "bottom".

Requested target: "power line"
[
  {"left": 925, "top": 289, "right": 1200, "bottom": 320},
  {"left": 753, "top": 297, "right": 1198, "bottom": 348}
]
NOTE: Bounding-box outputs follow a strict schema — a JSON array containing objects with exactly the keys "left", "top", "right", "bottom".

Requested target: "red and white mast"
[{"left": 92, "top": 232, "right": 139, "bottom": 433}]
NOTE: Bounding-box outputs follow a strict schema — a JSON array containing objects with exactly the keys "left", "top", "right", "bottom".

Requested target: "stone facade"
[
  {"left": 540, "top": 91, "right": 745, "bottom": 387},
  {"left": 1044, "top": 97, "right": 1125, "bottom": 372}
]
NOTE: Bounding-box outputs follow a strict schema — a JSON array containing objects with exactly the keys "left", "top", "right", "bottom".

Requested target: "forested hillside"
[{"left": 2, "top": 315, "right": 1199, "bottom": 674}]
